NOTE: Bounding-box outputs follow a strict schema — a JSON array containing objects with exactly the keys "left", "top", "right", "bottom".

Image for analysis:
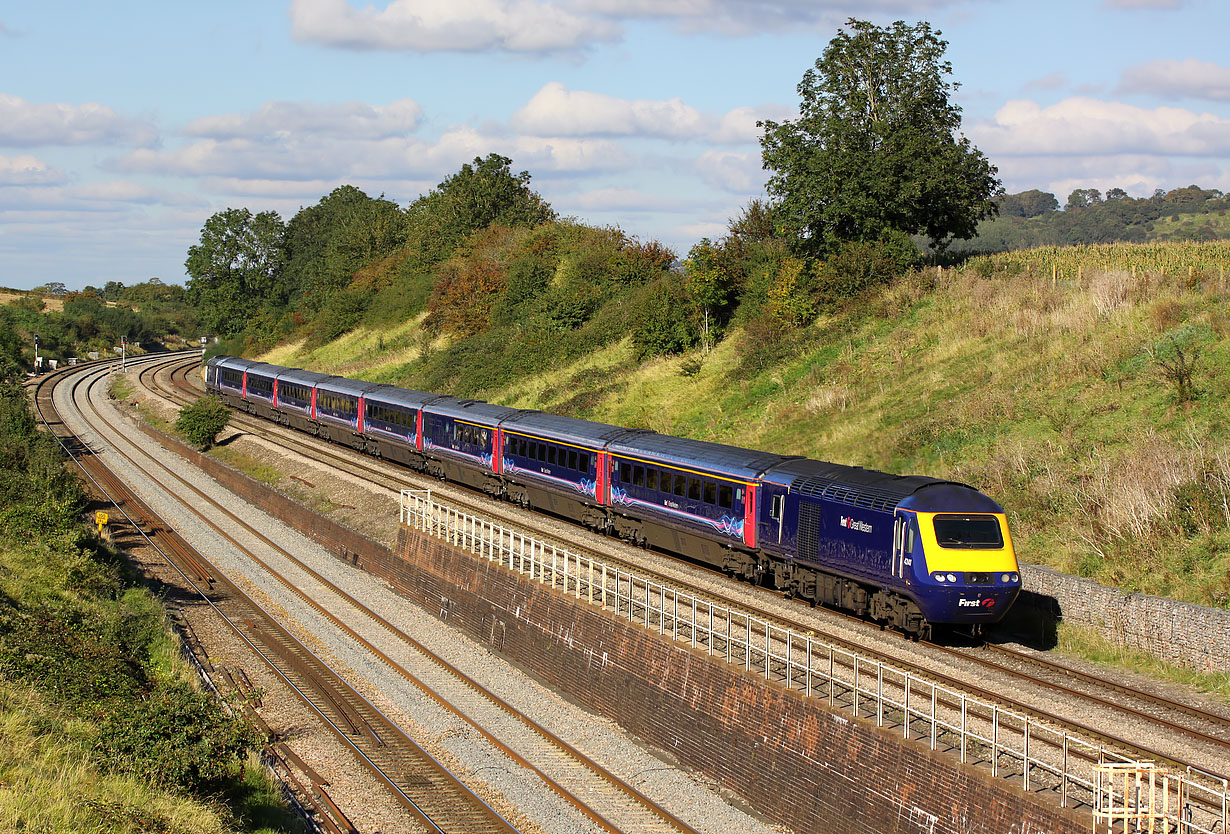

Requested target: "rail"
[{"left": 400, "top": 489, "right": 1229, "bottom": 833}]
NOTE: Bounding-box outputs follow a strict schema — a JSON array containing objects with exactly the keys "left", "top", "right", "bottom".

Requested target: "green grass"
[{"left": 1055, "top": 623, "right": 1230, "bottom": 705}]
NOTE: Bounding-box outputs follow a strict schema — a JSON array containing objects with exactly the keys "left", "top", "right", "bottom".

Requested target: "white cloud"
[
  {"left": 970, "top": 97, "right": 1230, "bottom": 157},
  {"left": 0, "top": 153, "right": 65, "bottom": 186},
  {"left": 1118, "top": 59, "right": 1230, "bottom": 102},
  {"left": 1101, "top": 0, "right": 1184, "bottom": 8},
  {"left": 512, "top": 83, "right": 786, "bottom": 144},
  {"left": 289, "top": 0, "right": 617, "bottom": 53},
  {"left": 289, "top": 0, "right": 967, "bottom": 51},
  {"left": 113, "top": 125, "right": 633, "bottom": 184},
  {"left": 0, "top": 94, "right": 158, "bottom": 148},
  {"left": 512, "top": 83, "right": 708, "bottom": 139},
  {"left": 185, "top": 99, "right": 424, "bottom": 140},
  {"left": 695, "top": 149, "right": 764, "bottom": 193}
]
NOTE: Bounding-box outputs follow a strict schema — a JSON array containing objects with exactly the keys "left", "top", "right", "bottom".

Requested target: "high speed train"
[{"left": 205, "top": 355, "right": 1021, "bottom": 637}]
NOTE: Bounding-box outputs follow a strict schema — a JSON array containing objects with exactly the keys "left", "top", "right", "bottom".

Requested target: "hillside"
[{"left": 257, "top": 240, "right": 1230, "bottom": 613}]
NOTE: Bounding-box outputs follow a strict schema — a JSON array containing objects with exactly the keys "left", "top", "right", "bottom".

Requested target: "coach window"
[
  {"left": 568, "top": 449, "right": 577, "bottom": 470},
  {"left": 579, "top": 452, "right": 590, "bottom": 472},
  {"left": 632, "top": 465, "right": 645, "bottom": 487},
  {"left": 643, "top": 469, "right": 656, "bottom": 491},
  {"left": 719, "top": 484, "right": 733, "bottom": 509},
  {"left": 770, "top": 494, "right": 783, "bottom": 520},
  {"left": 547, "top": 446, "right": 557, "bottom": 465},
  {"left": 673, "top": 473, "right": 686, "bottom": 496},
  {"left": 703, "top": 481, "right": 716, "bottom": 505},
  {"left": 688, "top": 477, "right": 701, "bottom": 501}
]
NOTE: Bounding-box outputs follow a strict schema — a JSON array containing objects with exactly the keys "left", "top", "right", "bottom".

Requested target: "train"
[{"left": 205, "top": 354, "right": 1021, "bottom": 637}]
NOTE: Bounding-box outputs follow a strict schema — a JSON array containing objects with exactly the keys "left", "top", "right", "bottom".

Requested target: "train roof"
[
  {"left": 607, "top": 434, "right": 795, "bottom": 481},
  {"left": 760, "top": 458, "right": 973, "bottom": 513},
  {"left": 275, "top": 367, "right": 332, "bottom": 387},
  {"left": 362, "top": 384, "right": 442, "bottom": 410},
  {"left": 214, "top": 355, "right": 262, "bottom": 373},
  {"left": 500, "top": 411, "right": 649, "bottom": 448},
  {"left": 423, "top": 396, "right": 522, "bottom": 425},
  {"left": 243, "top": 362, "right": 287, "bottom": 380},
  {"left": 315, "top": 375, "right": 381, "bottom": 397}
]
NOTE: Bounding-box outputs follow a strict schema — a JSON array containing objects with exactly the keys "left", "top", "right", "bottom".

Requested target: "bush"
[
  {"left": 97, "top": 682, "right": 261, "bottom": 794},
  {"left": 175, "top": 395, "right": 231, "bottom": 450},
  {"left": 815, "top": 233, "right": 917, "bottom": 306},
  {"left": 631, "top": 277, "right": 696, "bottom": 359}
]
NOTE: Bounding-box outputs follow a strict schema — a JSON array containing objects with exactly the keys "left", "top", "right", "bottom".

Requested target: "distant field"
[{"left": 0, "top": 289, "right": 64, "bottom": 311}]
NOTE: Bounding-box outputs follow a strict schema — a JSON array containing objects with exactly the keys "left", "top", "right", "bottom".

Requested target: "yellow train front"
[{"left": 758, "top": 464, "right": 1021, "bottom": 637}]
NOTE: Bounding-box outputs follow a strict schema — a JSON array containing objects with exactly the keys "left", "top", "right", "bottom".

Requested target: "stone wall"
[{"left": 1008, "top": 564, "right": 1229, "bottom": 672}]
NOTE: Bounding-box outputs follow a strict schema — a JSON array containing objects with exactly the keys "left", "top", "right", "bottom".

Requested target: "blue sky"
[{"left": 1, "top": 0, "right": 1226, "bottom": 291}]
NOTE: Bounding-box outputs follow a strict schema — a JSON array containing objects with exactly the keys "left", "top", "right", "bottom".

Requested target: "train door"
[{"left": 892, "top": 512, "right": 907, "bottom": 579}]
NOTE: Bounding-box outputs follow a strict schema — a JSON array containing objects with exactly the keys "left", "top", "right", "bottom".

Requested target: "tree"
[
  {"left": 402, "top": 154, "right": 555, "bottom": 272},
  {"left": 282, "top": 185, "right": 407, "bottom": 306},
  {"left": 1066, "top": 188, "right": 1102, "bottom": 210},
  {"left": 185, "top": 208, "right": 286, "bottom": 337},
  {"left": 174, "top": 395, "right": 231, "bottom": 450},
  {"left": 999, "top": 190, "right": 1059, "bottom": 218},
  {"left": 759, "top": 18, "right": 1000, "bottom": 257}
]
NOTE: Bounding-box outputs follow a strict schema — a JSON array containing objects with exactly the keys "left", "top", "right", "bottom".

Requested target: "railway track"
[
  {"left": 144, "top": 354, "right": 1230, "bottom": 827},
  {"left": 36, "top": 355, "right": 523, "bottom": 834},
  {"left": 45, "top": 354, "right": 723, "bottom": 834}
]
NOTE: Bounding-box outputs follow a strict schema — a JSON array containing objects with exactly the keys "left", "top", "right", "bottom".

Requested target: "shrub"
[
  {"left": 97, "top": 682, "right": 261, "bottom": 794},
  {"left": 175, "top": 395, "right": 231, "bottom": 450},
  {"left": 631, "top": 277, "right": 696, "bottom": 359},
  {"left": 814, "top": 234, "right": 914, "bottom": 306}
]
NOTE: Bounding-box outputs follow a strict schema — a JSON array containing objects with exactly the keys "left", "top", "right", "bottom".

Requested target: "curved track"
[{"left": 45, "top": 354, "right": 717, "bottom": 834}]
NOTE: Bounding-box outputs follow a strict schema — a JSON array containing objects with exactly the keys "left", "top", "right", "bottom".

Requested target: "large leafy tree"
[
  {"left": 403, "top": 153, "right": 554, "bottom": 272},
  {"left": 760, "top": 19, "right": 1000, "bottom": 256},
  {"left": 282, "top": 185, "right": 407, "bottom": 308},
  {"left": 185, "top": 208, "right": 286, "bottom": 337}
]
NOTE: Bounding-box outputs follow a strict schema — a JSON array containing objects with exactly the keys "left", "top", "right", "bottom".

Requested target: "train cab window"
[
  {"left": 703, "top": 481, "right": 716, "bottom": 505},
  {"left": 547, "top": 446, "right": 557, "bottom": 465},
  {"left": 568, "top": 449, "right": 578, "bottom": 470},
  {"left": 718, "top": 484, "right": 733, "bottom": 509},
  {"left": 632, "top": 465, "right": 645, "bottom": 487},
  {"left": 687, "top": 477, "right": 701, "bottom": 501},
  {"left": 673, "top": 473, "right": 686, "bottom": 496},
  {"left": 933, "top": 514, "right": 1002, "bottom": 549}
]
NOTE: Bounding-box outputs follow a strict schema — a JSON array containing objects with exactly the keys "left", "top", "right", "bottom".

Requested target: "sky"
[{"left": 1, "top": 0, "right": 1228, "bottom": 291}]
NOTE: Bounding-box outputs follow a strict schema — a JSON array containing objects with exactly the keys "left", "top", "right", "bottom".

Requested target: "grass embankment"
[{"left": 0, "top": 378, "right": 300, "bottom": 833}]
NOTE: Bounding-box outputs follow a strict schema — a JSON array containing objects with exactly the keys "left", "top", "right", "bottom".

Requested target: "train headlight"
[
  {"left": 933, "top": 573, "right": 946, "bottom": 583},
  {"left": 1001, "top": 573, "right": 1011, "bottom": 583},
  {"left": 946, "top": 573, "right": 957, "bottom": 583},
  {"left": 1012, "top": 573, "right": 1019, "bottom": 583}
]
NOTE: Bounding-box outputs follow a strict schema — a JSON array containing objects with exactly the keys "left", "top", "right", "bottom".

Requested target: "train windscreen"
[{"left": 932, "top": 514, "right": 1003, "bottom": 549}]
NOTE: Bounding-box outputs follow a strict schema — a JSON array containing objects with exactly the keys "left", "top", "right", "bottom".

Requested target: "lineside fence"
[{"left": 400, "top": 490, "right": 1228, "bottom": 833}]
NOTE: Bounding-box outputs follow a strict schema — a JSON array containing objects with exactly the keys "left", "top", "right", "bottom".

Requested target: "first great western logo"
[{"left": 839, "top": 516, "right": 873, "bottom": 534}]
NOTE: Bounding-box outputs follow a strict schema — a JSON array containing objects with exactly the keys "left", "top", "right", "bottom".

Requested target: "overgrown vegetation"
[
  {"left": 176, "top": 394, "right": 233, "bottom": 450},
  {"left": 1, "top": 278, "right": 199, "bottom": 372},
  {"left": 0, "top": 374, "right": 297, "bottom": 832}
]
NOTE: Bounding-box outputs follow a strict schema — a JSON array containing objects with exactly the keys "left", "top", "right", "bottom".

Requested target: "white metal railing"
[{"left": 400, "top": 489, "right": 1229, "bottom": 831}]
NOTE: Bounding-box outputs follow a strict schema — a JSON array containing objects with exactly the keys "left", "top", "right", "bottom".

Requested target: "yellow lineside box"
[{"left": 95, "top": 511, "right": 109, "bottom": 533}]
